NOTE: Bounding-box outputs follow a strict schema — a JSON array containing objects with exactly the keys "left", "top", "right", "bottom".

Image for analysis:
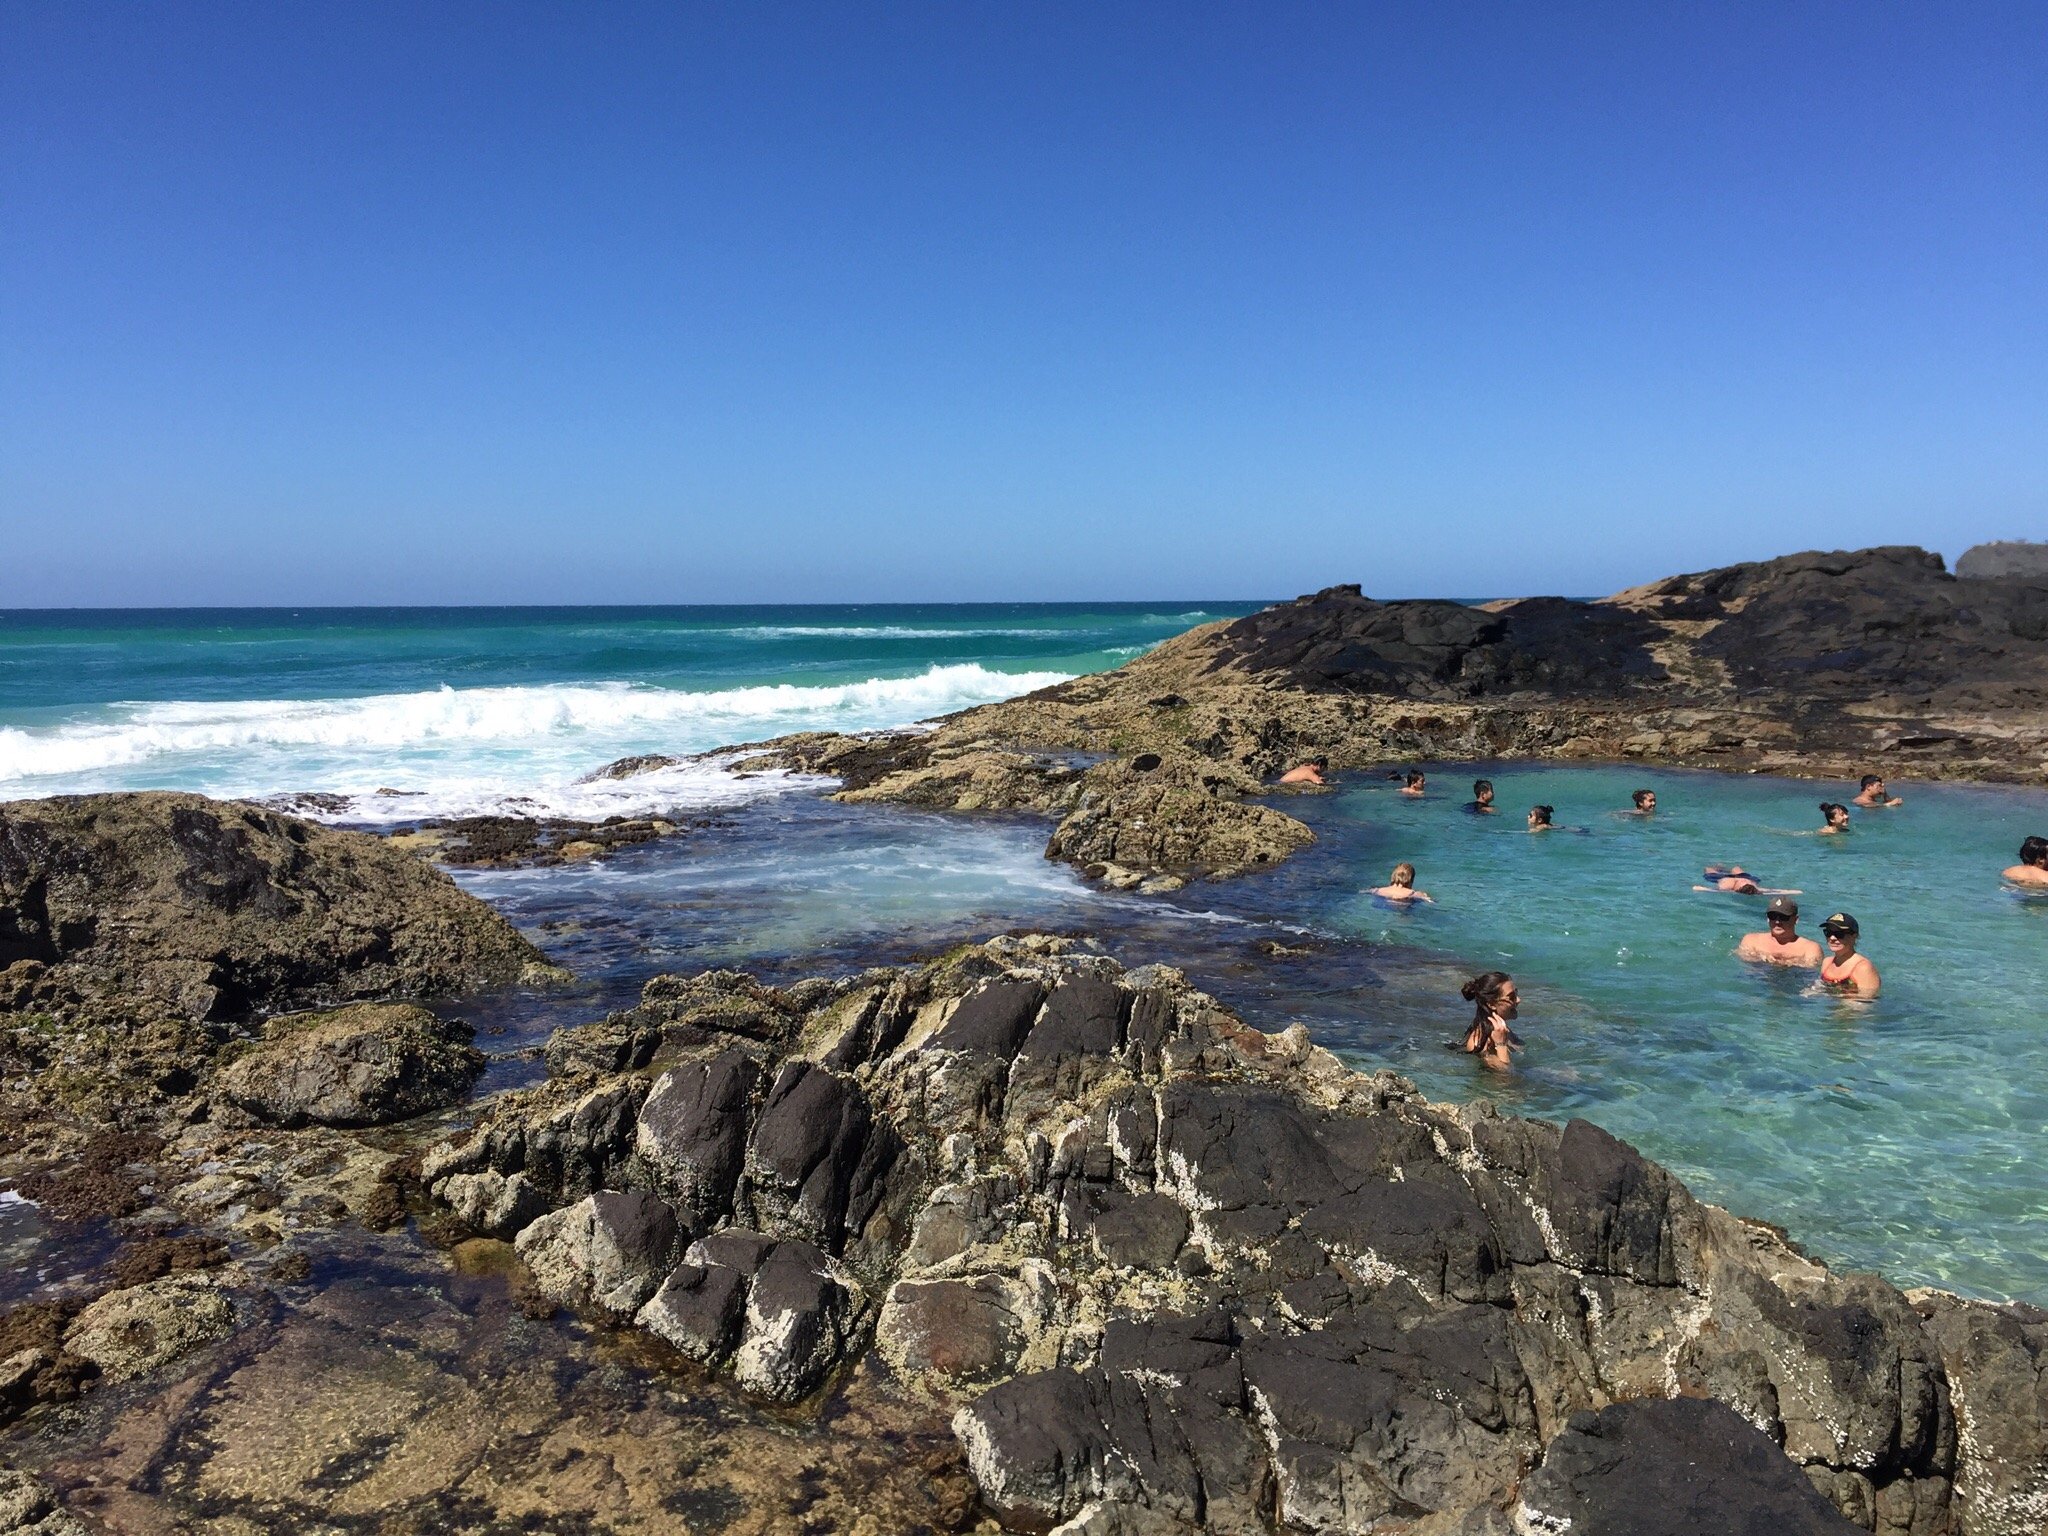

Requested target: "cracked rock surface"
[{"left": 426, "top": 935, "right": 2046, "bottom": 1534}]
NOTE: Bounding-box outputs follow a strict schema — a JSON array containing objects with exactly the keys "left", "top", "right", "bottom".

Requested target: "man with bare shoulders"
[
  {"left": 1277, "top": 756, "right": 1328, "bottom": 786},
  {"left": 2005, "top": 835, "right": 2048, "bottom": 889},
  {"left": 1853, "top": 774, "right": 1902, "bottom": 807},
  {"left": 1737, "top": 896, "right": 1821, "bottom": 967}
]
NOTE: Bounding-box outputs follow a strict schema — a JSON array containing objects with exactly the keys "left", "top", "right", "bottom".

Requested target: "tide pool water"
[{"left": 0, "top": 604, "right": 1254, "bottom": 819}]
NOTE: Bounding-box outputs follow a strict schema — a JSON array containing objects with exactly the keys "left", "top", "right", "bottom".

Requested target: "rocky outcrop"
[
  {"left": 1955, "top": 541, "right": 2048, "bottom": 582},
  {"left": 0, "top": 792, "right": 554, "bottom": 1025},
  {"left": 61, "top": 1274, "right": 234, "bottom": 1382},
  {"left": 0, "top": 792, "right": 557, "bottom": 1120},
  {"left": 211, "top": 1002, "right": 485, "bottom": 1128},
  {"left": 722, "top": 547, "right": 2048, "bottom": 885},
  {"left": 425, "top": 937, "right": 2042, "bottom": 1534}
]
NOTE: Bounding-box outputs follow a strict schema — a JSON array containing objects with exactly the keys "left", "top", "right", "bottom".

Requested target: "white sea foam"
[{"left": 0, "top": 663, "right": 1073, "bottom": 817}]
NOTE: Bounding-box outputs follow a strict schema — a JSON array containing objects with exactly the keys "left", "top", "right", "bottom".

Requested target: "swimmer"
[
  {"left": 1371, "top": 862, "right": 1433, "bottom": 902},
  {"left": 1818, "top": 912, "right": 1880, "bottom": 995},
  {"left": 1277, "top": 756, "right": 1329, "bottom": 786},
  {"left": 1465, "top": 779, "right": 1497, "bottom": 815},
  {"left": 1527, "top": 804, "right": 1554, "bottom": 831},
  {"left": 1628, "top": 788, "right": 1656, "bottom": 815},
  {"left": 1736, "top": 895, "right": 1822, "bottom": 967},
  {"left": 1460, "top": 971, "right": 1522, "bottom": 1069},
  {"left": 1817, "top": 802, "right": 1852, "bottom": 835},
  {"left": 1695, "top": 864, "right": 1802, "bottom": 896},
  {"left": 1400, "top": 770, "right": 1426, "bottom": 797},
  {"left": 1853, "top": 775, "right": 1903, "bottom": 808},
  {"left": 2003, "top": 835, "right": 2048, "bottom": 889}
]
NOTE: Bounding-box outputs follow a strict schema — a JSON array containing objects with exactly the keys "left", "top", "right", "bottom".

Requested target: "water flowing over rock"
[{"left": 425, "top": 935, "right": 2043, "bottom": 1534}]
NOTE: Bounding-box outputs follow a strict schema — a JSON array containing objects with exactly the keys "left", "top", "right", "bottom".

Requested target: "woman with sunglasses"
[{"left": 1818, "top": 913, "right": 1881, "bottom": 996}]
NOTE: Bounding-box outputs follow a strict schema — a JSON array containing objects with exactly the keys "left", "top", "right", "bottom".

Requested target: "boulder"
[
  {"left": 1516, "top": 1397, "right": 1863, "bottom": 1535},
  {"left": 62, "top": 1274, "right": 234, "bottom": 1381},
  {"left": 0, "top": 1468, "right": 89, "bottom": 1536},
  {"left": 212, "top": 1003, "right": 484, "bottom": 1127},
  {"left": 514, "top": 1189, "right": 685, "bottom": 1319},
  {"left": 636, "top": 1231, "right": 860, "bottom": 1402},
  {"left": 1955, "top": 540, "right": 2048, "bottom": 581},
  {"left": 0, "top": 792, "right": 555, "bottom": 1028}
]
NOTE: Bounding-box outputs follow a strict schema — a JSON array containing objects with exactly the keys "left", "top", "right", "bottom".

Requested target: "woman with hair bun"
[
  {"left": 1461, "top": 971, "right": 1522, "bottom": 1069},
  {"left": 1817, "top": 802, "right": 1852, "bottom": 836}
]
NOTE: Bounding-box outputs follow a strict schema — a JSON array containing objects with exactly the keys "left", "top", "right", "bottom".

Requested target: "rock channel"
[{"left": 424, "top": 936, "right": 2048, "bottom": 1536}]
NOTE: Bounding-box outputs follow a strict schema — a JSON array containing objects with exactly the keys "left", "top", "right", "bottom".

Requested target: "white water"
[{"left": 0, "top": 662, "right": 1073, "bottom": 820}]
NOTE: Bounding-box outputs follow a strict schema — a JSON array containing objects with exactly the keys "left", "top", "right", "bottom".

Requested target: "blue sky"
[{"left": 3, "top": 4, "right": 2042, "bottom": 605}]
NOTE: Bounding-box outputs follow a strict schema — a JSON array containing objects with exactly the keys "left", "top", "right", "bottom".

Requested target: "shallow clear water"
[{"left": 454, "top": 768, "right": 2048, "bottom": 1304}]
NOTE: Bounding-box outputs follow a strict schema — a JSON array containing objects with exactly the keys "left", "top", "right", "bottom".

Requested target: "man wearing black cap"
[{"left": 1736, "top": 896, "right": 1822, "bottom": 966}]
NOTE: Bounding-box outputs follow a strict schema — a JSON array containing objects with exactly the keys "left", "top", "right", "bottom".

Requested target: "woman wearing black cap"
[{"left": 1819, "top": 913, "right": 1881, "bottom": 995}]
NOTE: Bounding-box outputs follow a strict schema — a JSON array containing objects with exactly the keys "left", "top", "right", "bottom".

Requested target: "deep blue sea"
[{"left": 4, "top": 606, "right": 2047, "bottom": 1304}]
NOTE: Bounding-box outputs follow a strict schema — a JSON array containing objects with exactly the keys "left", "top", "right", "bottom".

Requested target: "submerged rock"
[
  {"left": 62, "top": 1274, "right": 234, "bottom": 1382},
  {"left": 212, "top": 1002, "right": 485, "bottom": 1127},
  {"left": 423, "top": 935, "right": 2040, "bottom": 1532}
]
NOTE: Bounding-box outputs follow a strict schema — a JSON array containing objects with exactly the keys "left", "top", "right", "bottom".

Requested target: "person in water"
[
  {"left": 1527, "top": 804, "right": 1554, "bottom": 831},
  {"left": 1817, "top": 802, "right": 1852, "bottom": 835},
  {"left": 1631, "top": 788, "right": 1656, "bottom": 814},
  {"left": 1372, "top": 862, "right": 1433, "bottom": 902},
  {"left": 2004, "top": 835, "right": 2048, "bottom": 889},
  {"left": 1465, "top": 779, "right": 1497, "bottom": 814},
  {"left": 1277, "top": 756, "right": 1329, "bottom": 786},
  {"left": 1460, "top": 971, "right": 1522, "bottom": 1068},
  {"left": 1736, "top": 895, "right": 1822, "bottom": 967},
  {"left": 1819, "top": 912, "right": 1881, "bottom": 995},
  {"left": 1696, "top": 864, "right": 1801, "bottom": 896},
  {"left": 1854, "top": 775, "right": 1903, "bottom": 808},
  {"left": 1400, "top": 770, "right": 1426, "bottom": 797}
]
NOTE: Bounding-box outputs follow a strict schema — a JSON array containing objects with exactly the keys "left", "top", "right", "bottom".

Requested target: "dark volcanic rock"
[
  {"left": 1518, "top": 1397, "right": 1863, "bottom": 1535},
  {"left": 212, "top": 1002, "right": 485, "bottom": 1127},
  {"left": 419, "top": 935, "right": 2040, "bottom": 1534}
]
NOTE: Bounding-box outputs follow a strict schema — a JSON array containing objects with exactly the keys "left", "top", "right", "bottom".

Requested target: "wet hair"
[
  {"left": 1529, "top": 805, "right": 1553, "bottom": 826},
  {"left": 1820, "top": 801, "right": 1849, "bottom": 821},
  {"left": 2021, "top": 835, "right": 2048, "bottom": 867},
  {"left": 1310, "top": 756, "right": 1328, "bottom": 769},
  {"left": 1461, "top": 971, "right": 1514, "bottom": 1053},
  {"left": 1405, "top": 770, "right": 1425, "bottom": 787},
  {"left": 1390, "top": 862, "right": 1415, "bottom": 886},
  {"left": 1860, "top": 775, "right": 1883, "bottom": 791},
  {"left": 1632, "top": 789, "right": 1654, "bottom": 808},
  {"left": 1473, "top": 779, "right": 1493, "bottom": 797}
]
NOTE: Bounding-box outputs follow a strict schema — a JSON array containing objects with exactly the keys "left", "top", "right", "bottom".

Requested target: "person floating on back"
[
  {"left": 1460, "top": 971, "right": 1522, "bottom": 1069},
  {"left": 1465, "top": 779, "right": 1497, "bottom": 814},
  {"left": 1853, "top": 775, "right": 1903, "bottom": 808},
  {"left": 1817, "top": 802, "right": 1852, "bottom": 835},
  {"left": 1371, "top": 862, "right": 1432, "bottom": 903},
  {"left": 1629, "top": 788, "right": 1656, "bottom": 815},
  {"left": 1399, "top": 770, "right": 1426, "bottom": 797},
  {"left": 1696, "top": 864, "right": 1801, "bottom": 896},
  {"left": 1819, "top": 912, "right": 1881, "bottom": 995},
  {"left": 1277, "top": 756, "right": 1328, "bottom": 786},
  {"left": 1527, "top": 804, "right": 1554, "bottom": 831},
  {"left": 2004, "top": 835, "right": 2048, "bottom": 889},
  {"left": 1736, "top": 895, "right": 1822, "bottom": 967}
]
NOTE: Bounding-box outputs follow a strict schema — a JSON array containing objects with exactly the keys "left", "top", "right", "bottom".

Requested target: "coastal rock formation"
[
  {"left": 211, "top": 1002, "right": 486, "bottom": 1128},
  {"left": 1954, "top": 541, "right": 2048, "bottom": 581},
  {"left": 728, "top": 546, "right": 2048, "bottom": 883},
  {"left": 61, "top": 1274, "right": 235, "bottom": 1382},
  {"left": 425, "top": 937, "right": 2043, "bottom": 1534},
  {"left": 0, "top": 792, "right": 553, "bottom": 1025}
]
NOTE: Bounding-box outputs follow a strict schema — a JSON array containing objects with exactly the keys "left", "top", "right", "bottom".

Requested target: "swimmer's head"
[
  {"left": 1528, "top": 805, "right": 1553, "bottom": 827},
  {"left": 1461, "top": 970, "right": 1518, "bottom": 1020},
  {"left": 1821, "top": 802, "right": 1850, "bottom": 827},
  {"left": 1310, "top": 756, "right": 1328, "bottom": 769},
  {"left": 1860, "top": 775, "right": 1885, "bottom": 792},
  {"left": 1821, "top": 912, "right": 1860, "bottom": 944},
  {"left": 1406, "top": 770, "right": 1425, "bottom": 788},
  {"left": 2021, "top": 835, "right": 2048, "bottom": 868},
  {"left": 1473, "top": 779, "right": 1494, "bottom": 803},
  {"left": 1766, "top": 895, "right": 1798, "bottom": 929},
  {"left": 1632, "top": 789, "right": 1655, "bottom": 810},
  {"left": 1390, "top": 862, "right": 1415, "bottom": 887}
]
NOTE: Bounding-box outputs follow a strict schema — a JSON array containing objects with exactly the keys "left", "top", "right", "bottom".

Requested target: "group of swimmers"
[{"left": 1278, "top": 759, "right": 2048, "bottom": 1070}]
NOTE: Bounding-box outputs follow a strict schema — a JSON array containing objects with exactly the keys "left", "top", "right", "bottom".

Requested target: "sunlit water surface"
[{"left": 451, "top": 765, "right": 2048, "bottom": 1304}]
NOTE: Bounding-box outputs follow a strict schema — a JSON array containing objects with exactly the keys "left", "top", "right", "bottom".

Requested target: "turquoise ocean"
[{"left": 4, "top": 605, "right": 2047, "bottom": 1304}]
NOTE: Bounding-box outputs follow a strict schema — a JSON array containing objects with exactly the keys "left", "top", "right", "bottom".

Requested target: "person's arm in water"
[{"left": 1841, "top": 956, "right": 1881, "bottom": 995}]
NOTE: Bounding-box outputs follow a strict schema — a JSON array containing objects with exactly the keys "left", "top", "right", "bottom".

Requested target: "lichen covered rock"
[{"left": 213, "top": 1002, "right": 485, "bottom": 1127}]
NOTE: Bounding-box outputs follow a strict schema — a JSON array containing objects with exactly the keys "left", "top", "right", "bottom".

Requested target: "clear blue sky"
[{"left": 3, "top": 3, "right": 2042, "bottom": 606}]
